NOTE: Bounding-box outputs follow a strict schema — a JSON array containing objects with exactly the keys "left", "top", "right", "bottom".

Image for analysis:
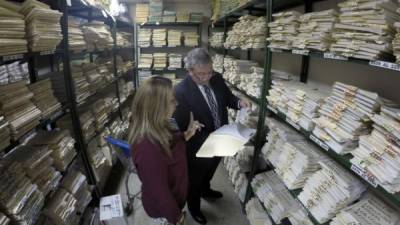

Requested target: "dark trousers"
[{"left": 187, "top": 156, "right": 221, "bottom": 212}]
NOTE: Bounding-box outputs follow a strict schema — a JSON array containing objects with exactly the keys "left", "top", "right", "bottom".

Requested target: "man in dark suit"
[{"left": 173, "top": 48, "right": 250, "bottom": 224}]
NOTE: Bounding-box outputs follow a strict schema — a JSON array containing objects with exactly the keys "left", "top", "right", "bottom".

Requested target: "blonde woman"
[{"left": 128, "top": 76, "right": 203, "bottom": 225}]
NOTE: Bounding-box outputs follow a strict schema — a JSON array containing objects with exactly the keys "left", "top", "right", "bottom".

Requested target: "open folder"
[{"left": 196, "top": 123, "right": 256, "bottom": 158}]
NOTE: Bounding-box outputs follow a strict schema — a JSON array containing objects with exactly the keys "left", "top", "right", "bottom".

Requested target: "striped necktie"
[{"left": 202, "top": 85, "right": 221, "bottom": 129}]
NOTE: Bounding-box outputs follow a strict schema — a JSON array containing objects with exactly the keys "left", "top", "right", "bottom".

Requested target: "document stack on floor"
[
  {"left": 351, "top": 102, "right": 400, "bottom": 194},
  {"left": 60, "top": 170, "right": 92, "bottom": 214},
  {"left": 330, "top": 0, "right": 399, "bottom": 60},
  {"left": 209, "top": 32, "right": 224, "bottom": 48},
  {"left": 252, "top": 171, "right": 313, "bottom": 225},
  {"left": 82, "top": 22, "right": 113, "bottom": 51},
  {"left": 393, "top": 22, "right": 400, "bottom": 63},
  {"left": 153, "top": 53, "right": 167, "bottom": 69},
  {"left": 245, "top": 198, "right": 272, "bottom": 225},
  {"left": 0, "top": 62, "right": 29, "bottom": 85},
  {"left": 223, "top": 57, "right": 258, "bottom": 86},
  {"left": 163, "top": 10, "right": 176, "bottom": 22},
  {"left": 27, "top": 130, "right": 76, "bottom": 172},
  {"left": 176, "top": 12, "right": 190, "bottom": 22},
  {"left": 298, "top": 160, "right": 366, "bottom": 224},
  {"left": 21, "top": 0, "right": 62, "bottom": 52},
  {"left": 292, "top": 9, "right": 338, "bottom": 52},
  {"left": 0, "top": 81, "right": 41, "bottom": 140},
  {"left": 312, "top": 82, "right": 381, "bottom": 154},
  {"left": 0, "top": 161, "right": 44, "bottom": 225},
  {"left": 82, "top": 63, "right": 106, "bottom": 95},
  {"left": 268, "top": 11, "right": 300, "bottom": 50},
  {"left": 0, "top": 115, "right": 10, "bottom": 155},
  {"left": 0, "top": 1, "right": 28, "bottom": 56},
  {"left": 168, "top": 53, "right": 182, "bottom": 69},
  {"left": 135, "top": 4, "right": 149, "bottom": 23},
  {"left": 223, "top": 156, "right": 248, "bottom": 202},
  {"left": 212, "top": 54, "right": 224, "bottom": 73},
  {"left": 138, "top": 28, "right": 152, "bottom": 47},
  {"left": 167, "top": 30, "right": 182, "bottom": 47},
  {"left": 28, "top": 78, "right": 62, "bottom": 119},
  {"left": 68, "top": 17, "right": 86, "bottom": 52},
  {"left": 152, "top": 29, "right": 167, "bottom": 47},
  {"left": 183, "top": 31, "right": 199, "bottom": 47}
]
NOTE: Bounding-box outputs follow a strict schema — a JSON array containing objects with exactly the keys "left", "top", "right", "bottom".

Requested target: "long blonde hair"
[{"left": 127, "top": 76, "right": 174, "bottom": 157}]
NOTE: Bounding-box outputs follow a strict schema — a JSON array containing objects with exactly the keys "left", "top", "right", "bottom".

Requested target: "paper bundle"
[
  {"left": 116, "top": 32, "right": 132, "bottom": 47},
  {"left": 168, "top": 30, "right": 182, "bottom": 47},
  {"left": 153, "top": 53, "right": 167, "bottom": 69},
  {"left": 330, "top": 0, "right": 399, "bottom": 60},
  {"left": 152, "top": 29, "right": 167, "bottom": 47},
  {"left": 82, "top": 63, "right": 107, "bottom": 95},
  {"left": 219, "top": 0, "right": 240, "bottom": 16},
  {"left": 268, "top": 11, "right": 300, "bottom": 50},
  {"left": 212, "top": 54, "right": 224, "bottom": 73},
  {"left": 61, "top": 170, "right": 92, "bottom": 213},
  {"left": 176, "top": 12, "right": 190, "bottom": 22},
  {"left": 210, "top": 32, "right": 225, "bottom": 48},
  {"left": 0, "top": 62, "right": 29, "bottom": 85},
  {"left": 27, "top": 130, "right": 77, "bottom": 172},
  {"left": 0, "top": 81, "right": 41, "bottom": 140},
  {"left": 0, "top": 161, "right": 45, "bottom": 225},
  {"left": 292, "top": 9, "right": 338, "bottom": 51},
  {"left": 245, "top": 198, "right": 272, "bottom": 225},
  {"left": 138, "top": 28, "right": 152, "bottom": 47},
  {"left": 0, "top": 212, "right": 10, "bottom": 225},
  {"left": 43, "top": 188, "right": 80, "bottom": 225},
  {"left": 28, "top": 78, "right": 62, "bottom": 120},
  {"left": 167, "top": 53, "right": 182, "bottom": 69},
  {"left": 96, "top": 63, "right": 114, "bottom": 83},
  {"left": 190, "top": 12, "right": 203, "bottom": 22},
  {"left": 135, "top": 4, "right": 149, "bottom": 23},
  {"left": 138, "top": 70, "right": 152, "bottom": 85},
  {"left": 87, "top": 139, "right": 111, "bottom": 185},
  {"left": 0, "top": 1, "right": 28, "bottom": 56},
  {"left": 21, "top": 0, "right": 62, "bottom": 52},
  {"left": 68, "top": 17, "right": 86, "bottom": 52},
  {"left": 312, "top": 82, "right": 381, "bottom": 154},
  {"left": 298, "top": 160, "right": 366, "bottom": 223},
  {"left": 330, "top": 192, "right": 400, "bottom": 225},
  {"left": 82, "top": 22, "right": 113, "bottom": 51},
  {"left": 0, "top": 115, "right": 10, "bottom": 154},
  {"left": 251, "top": 171, "right": 313, "bottom": 224},
  {"left": 183, "top": 31, "right": 199, "bottom": 47},
  {"left": 79, "top": 108, "right": 96, "bottom": 142},
  {"left": 92, "top": 99, "right": 110, "bottom": 132},
  {"left": 393, "top": 22, "right": 400, "bottom": 63},
  {"left": 149, "top": 0, "right": 163, "bottom": 22},
  {"left": 223, "top": 57, "right": 258, "bottom": 86},
  {"left": 223, "top": 156, "right": 248, "bottom": 202},
  {"left": 163, "top": 10, "right": 176, "bottom": 23},
  {"left": 241, "top": 67, "right": 263, "bottom": 98},
  {"left": 225, "top": 15, "right": 266, "bottom": 49}
]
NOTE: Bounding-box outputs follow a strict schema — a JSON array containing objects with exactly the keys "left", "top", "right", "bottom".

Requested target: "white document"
[{"left": 196, "top": 123, "right": 256, "bottom": 158}]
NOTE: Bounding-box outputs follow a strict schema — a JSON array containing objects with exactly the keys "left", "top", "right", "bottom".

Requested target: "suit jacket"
[{"left": 173, "top": 73, "right": 240, "bottom": 158}]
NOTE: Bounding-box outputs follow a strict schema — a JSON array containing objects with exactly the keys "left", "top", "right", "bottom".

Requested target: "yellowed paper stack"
[
  {"left": 209, "top": 32, "right": 224, "bottom": 48},
  {"left": 212, "top": 54, "right": 224, "bottom": 73},
  {"left": 43, "top": 188, "right": 80, "bottom": 225},
  {"left": 21, "top": 0, "right": 62, "bottom": 52},
  {"left": 82, "top": 22, "right": 113, "bottom": 51},
  {"left": 116, "top": 32, "right": 132, "bottom": 47},
  {"left": 60, "top": 170, "right": 92, "bottom": 213},
  {"left": 28, "top": 78, "right": 62, "bottom": 119},
  {"left": 82, "top": 63, "right": 107, "bottom": 95},
  {"left": 176, "top": 12, "right": 190, "bottom": 22},
  {"left": 87, "top": 139, "right": 111, "bottom": 185},
  {"left": 68, "top": 17, "right": 86, "bottom": 52},
  {"left": 225, "top": 15, "right": 266, "bottom": 49},
  {"left": 268, "top": 11, "right": 300, "bottom": 50},
  {"left": 139, "top": 53, "right": 153, "bottom": 69},
  {"left": 0, "top": 115, "right": 10, "bottom": 154},
  {"left": 183, "top": 31, "right": 199, "bottom": 47},
  {"left": 92, "top": 99, "right": 110, "bottom": 132},
  {"left": 168, "top": 30, "right": 182, "bottom": 47},
  {"left": 152, "top": 29, "right": 167, "bottom": 47},
  {"left": 168, "top": 53, "right": 182, "bottom": 69},
  {"left": 0, "top": 0, "right": 28, "bottom": 56},
  {"left": 136, "top": 4, "right": 149, "bottom": 23},
  {"left": 393, "top": 22, "right": 400, "bottom": 63},
  {"left": 138, "top": 28, "right": 152, "bottom": 47},
  {"left": 153, "top": 53, "right": 167, "bottom": 69}
]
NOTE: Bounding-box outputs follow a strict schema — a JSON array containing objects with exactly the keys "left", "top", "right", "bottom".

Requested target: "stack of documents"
[
  {"left": 61, "top": 170, "right": 92, "bottom": 213},
  {"left": 245, "top": 198, "right": 272, "bottom": 225},
  {"left": 51, "top": 67, "right": 90, "bottom": 104},
  {"left": 0, "top": 1, "right": 28, "bottom": 56},
  {"left": 149, "top": 0, "right": 163, "bottom": 23},
  {"left": 0, "top": 116, "right": 10, "bottom": 153},
  {"left": 92, "top": 99, "right": 110, "bottom": 132},
  {"left": 138, "top": 54, "right": 153, "bottom": 69},
  {"left": 43, "top": 188, "right": 80, "bottom": 225},
  {"left": 209, "top": 32, "right": 225, "bottom": 48},
  {"left": 223, "top": 57, "right": 258, "bottom": 86},
  {"left": 79, "top": 109, "right": 96, "bottom": 142},
  {"left": 97, "top": 63, "right": 114, "bottom": 83},
  {"left": 138, "top": 70, "right": 152, "bottom": 85},
  {"left": 176, "top": 12, "right": 190, "bottom": 22},
  {"left": 298, "top": 160, "right": 366, "bottom": 223},
  {"left": 351, "top": 103, "right": 400, "bottom": 194},
  {"left": 330, "top": 0, "right": 398, "bottom": 60},
  {"left": 87, "top": 139, "right": 111, "bottom": 184},
  {"left": 212, "top": 54, "right": 224, "bottom": 73},
  {"left": 68, "top": 17, "right": 86, "bottom": 52},
  {"left": 183, "top": 31, "right": 199, "bottom": 47},
  {"left": 21, "top": 0, "right": 62, "bottom": 52},
  {"left": 135, "top": 4, "right": 149, "bottom": 23},
  {"left": 330, "top": 192, "right": 400, "bottom": 225},
  {"left": 82, "top": 63, "right": 106, "bottom": 95},
  {"left": 0, "top": 212, "right": 10, "bottom": 225},
  {"left": 251, "top": 171, "right": 313, "bottom": 224},
  {"left": 116, "top": 32, "right": 132, "bottom": 47},
  {"left": 163, "top": 10, "right": 176, "bottom": 22},
  {"left": 28, "top": 78, "right": 62, "bottom": 119},
  {"left": 82, "top": 22, "right": 113, "bottom": 51},
  {"left": 168, "top": 53, "right": 182, "bottom": 69},
  {"left": 225, "top": 15, "right": 266, "bottom": 49},
  {"left": 219, "top": 0, "right": 240, "bottom": 16},
  {"left": 312, "top": 82, "right": 381, "bottom": 154},
  {"left": 268, "top": 11, "right": 300, "bottom": 50},
  {"left": 240, "top": 66, "right": 264, "bottom": 98},
  {"left": 0, "top": 62, "right": 29, "bottom": 85},
  {"left": 224, "top": 156, "right": 248, "bottom": 202},
  {"left": 168, "top": 30, "right": 182, "bottom": 47},
  {"left": 190, "top": 12, "right": 203, "bottom": 22},
  {"left": 393, "top": 22, "right": 400, "bottom": 63},
  {"left": 152, "top": 29, "right": 167, "bottom": 47},
  {"left": 27, "top": 130, "right": 76, "bottom": 172},
  {"left": 244, "top": 16, "right": 267, "bottom": 49},
  {"left": 138, "top": 28, "right": 152, "bottom": 47},
  {"left": 0, "top": 81, "right": 41, "bottom": 140},
  {"left": 153, "top": 53, "right": 167, "bottom": 69},
  {"left": 292, "top": 9, "right": 338, "bottom": 51},
  {"left": 0, "top": 161, "right": 45, "bottom": 225}
]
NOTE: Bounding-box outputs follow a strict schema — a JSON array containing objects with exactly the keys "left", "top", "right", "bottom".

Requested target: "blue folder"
[{"left": 105, "top": 136, "right": 131, "bottom": 157}]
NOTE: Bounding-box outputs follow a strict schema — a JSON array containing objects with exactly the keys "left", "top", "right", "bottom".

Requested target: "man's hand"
[
  {"left": 239, "top": 98, "right": 251, "bottom": 109},
  {"left": 184, "top": 112, "right": 204, "bottom": 141}
]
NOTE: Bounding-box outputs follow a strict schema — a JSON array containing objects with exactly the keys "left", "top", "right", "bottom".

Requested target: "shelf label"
[
  {"left": 270, "top": 48, "right": 283, "bottom": 53},
  {"left": 292, "top": 49, "right": 309, "bottom": 56},
  {"left": 286, "top": 118, "right": 300, "bottom": 131},
  {"left": 351, "top": 164, "right": 378, "bottom": 188},
  {"left": 3, "top": 54, "right": 23, "bottom": 61},
  {"left": 40, "top": 50, "right": 55, "bottom": 55},
  {"left": 267, "top": 106, "right": 278, "bottom": 114},
  {"left": 324, "top": 52, "right": 348, "bottom": 61},
  {"left": 310, "top": 135, "right": 329, "bottom": 151},
  {"left": 369, "top": 60, "right": 400, "bottom": 71}
]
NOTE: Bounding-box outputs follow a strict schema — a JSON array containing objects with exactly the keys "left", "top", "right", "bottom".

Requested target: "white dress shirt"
[{"left": 197, "top": 84, "right": 218, "bottom": 110}]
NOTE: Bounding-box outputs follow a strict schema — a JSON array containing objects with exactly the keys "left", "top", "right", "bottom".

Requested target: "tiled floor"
[{"left": 117, "top": 164, "right": 251, "bottom": 225}]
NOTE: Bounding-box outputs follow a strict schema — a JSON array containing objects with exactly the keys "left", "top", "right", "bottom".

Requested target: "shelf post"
[{"left": 112, "top": 20, "right": 123, "bottom": 120}]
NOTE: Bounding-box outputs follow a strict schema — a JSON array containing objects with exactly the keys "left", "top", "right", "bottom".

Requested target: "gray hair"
[{"left": 184, "top": 48, "right": 212, "bottom": 70}]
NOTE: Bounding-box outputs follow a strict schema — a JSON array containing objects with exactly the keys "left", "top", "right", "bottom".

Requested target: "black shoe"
[
  {"left": 201, "top": 189, "right": 223, "bottom": 199},
  {"left": 189, "top": 209, "right": 207, "bottom": 224}
]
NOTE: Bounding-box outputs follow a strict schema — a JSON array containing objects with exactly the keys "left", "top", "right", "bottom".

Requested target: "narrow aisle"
[{"left": 118, "top": 163, "right": 250, "bottom": 225}]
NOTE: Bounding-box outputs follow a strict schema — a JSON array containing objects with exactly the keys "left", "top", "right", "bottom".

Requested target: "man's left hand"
[{"left": 239, "top": 98, "right": 251, "bottom": 108}]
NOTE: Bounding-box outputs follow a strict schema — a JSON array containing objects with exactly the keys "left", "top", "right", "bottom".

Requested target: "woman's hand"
[{"left": 184, "top": 112, "right": 204, "bottom": 141}]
